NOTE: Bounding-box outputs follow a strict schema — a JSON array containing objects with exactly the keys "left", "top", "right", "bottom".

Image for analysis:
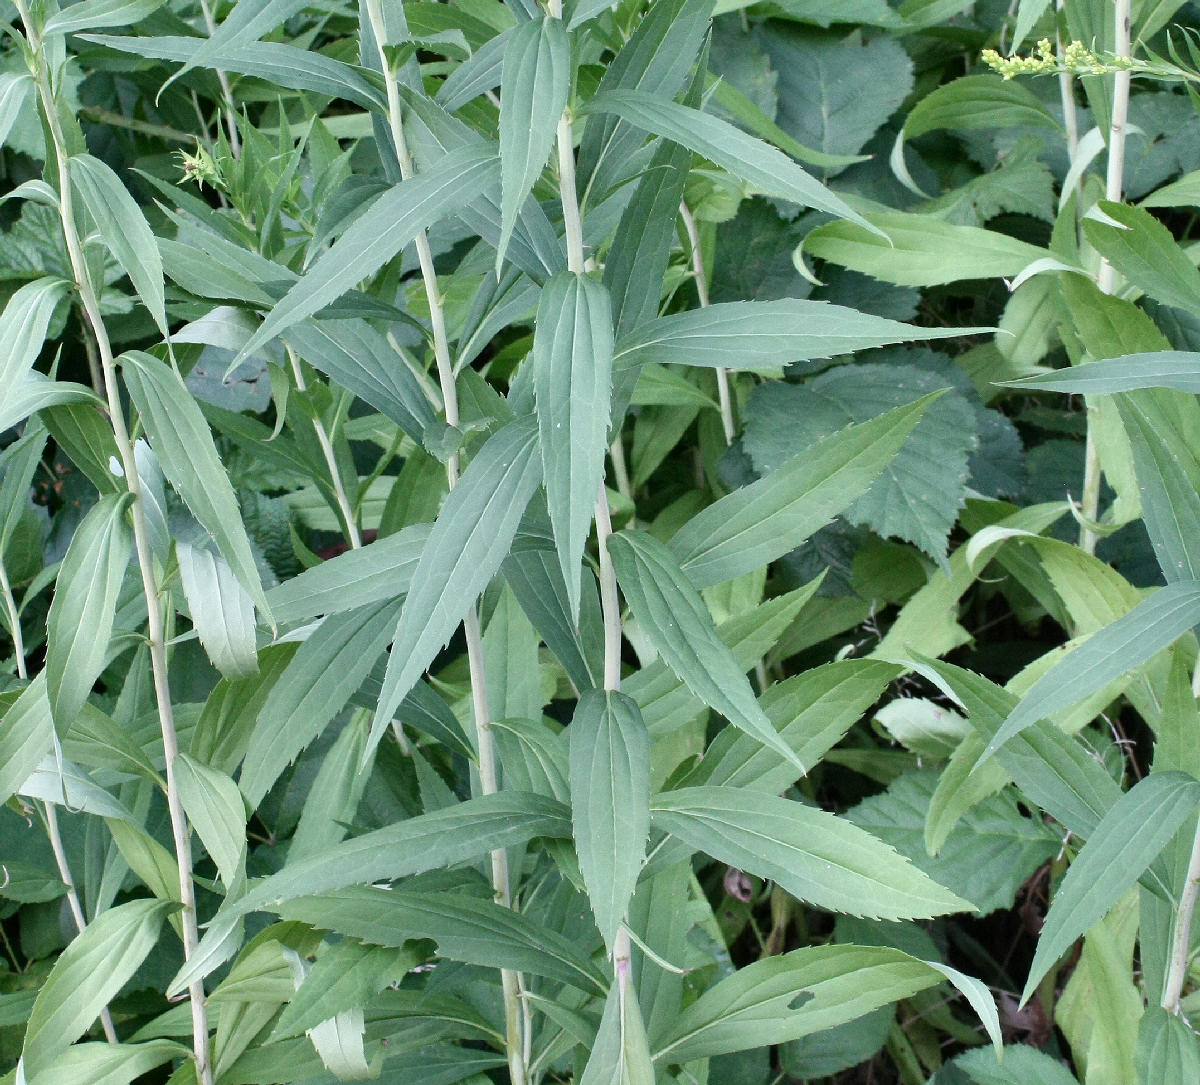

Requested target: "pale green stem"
[
  {"left": 0, "top": 562, "right": 25, "bottom": 680},
  {"left": 1055, "top": 1, "right": 1081, "bottom": 205},
  {"left": 195, "top": 0, "right": 241, "bottom": 156},
  {"left": 1164, "top": 817, "right": 1200, "bottom": 1012},
  {"left": 15, "top": 6, "right": 213, "bottom": 1079},
  {"left": 43, "top": 801, "right": 119, "bottom": 1043},
  {"left": 679, "top": 200, "right": 734, "bottom": 444},
  {"left": 284, "top": 346, "right": 361, "bottom": 549},
  {"left": 361, "top": 3, "right": 521, "bottom": 1077},
  {"left": 609, "top": 435, "right": 633, "bottom": 510},
  {"left": 1080, "top": 0, "right": 1132, "bottom": 555}
]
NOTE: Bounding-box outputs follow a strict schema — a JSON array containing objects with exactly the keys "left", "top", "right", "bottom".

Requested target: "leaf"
[
  {"left": 42, "top": 0, "right": 165, "bottom": 34},
  {"left": 174, "top": 752, "right": 247, "bottom": 888},
  {"left": 615, "top": 299, "right": 989, "bottom": 372},
  {"left": 177, "top": 542, "right": 258, "bottom": 679},
  {"left": 1023, "top": 772, "right": 1200, "bottom": 1003},
  {"left": 68, "top": 155, "right": 167, "bottom": 337},
  {"left": 534, "top": 273, "right": 614, "bottom": 619},
  {"left": 569, "top": 690, "right": 650, "bottom": 952},
  {"left": 0, "top": 74, "right": 34, "bottom": 154},
  {"left": 1136, "top": 1007, "right": 1200, "bottom": 1085},
  {"left": 608, "top": 529, "right": 800, "bottom": 770},
  {"left": 239, "top": 147, "right": 500, "bottom": 359},
  {"left": 121, "top": 350, "right": 270, "bottom": 621},
  {"left": 904, "top": 74, "right": 1059, "bottom": 138},
  {"left": 21, "top": 899, "right": 172, "bottom": 1078},
  {"left": 0, "top": 379, "right": 99, "bottom": 434},
  {"left": 579, "top": 90, "right": 876, "bottom": 230},
  {"left": 1083, "top": 200, "right": 1200, "bottom": 321},
  {"left": 653, "top": 944, "right": 961, "bottom": 1064},
  {"left": 370, "top": 418, "right": 542, "bottom": 754},
  {"left": 499, "top": 16, "right": 569, "bottom": 270},
  {"left": 0, "top": 278, "right": 70, "bottom": 388},
  {"left": 283, "top": 320, "right": 436, "bottom": 445},
  {"left": 803, "top": 211, "right": 1046, "bottom": 287},
  {"left": 241, "top": 598, "right": 401, "bottom": 806},
  {"left": 177, "top": 791, "right": 569, "bottom": 989},
  {"left": 0, "top": 424, "right": 48, "bottom": 560},
  {"left": 278, "top": 886, "right": 606, "bottom": 994},
  {"left": 1005, "top": 350, "right": 1200, "bottom": 395},
  {"left": 945, "top": 1044, "right": 1081, "bottom": 1085},
  {"left": 0, "top": 678, "right": 53, "bottom": 805},
  {"left": 579, "top": 983, "right": 656, "bottom": 1085},
  {"left": 653, "top": 786, "right": 970, "bottom": 921},
  {"left": 669, "top": 395, "right": 936, "bottom": 587},
  {"left": 743, "top": 364, "right": 975, "bottom": 565},
  {"left": 987, "top": 581, "right": 1200, "bottom": 759},
  {"left": 45, "top": 492, "right": 132, "bottom": 730},
  {"left": 20, "top": 1040, "right": 184, "bottom": 1085}
]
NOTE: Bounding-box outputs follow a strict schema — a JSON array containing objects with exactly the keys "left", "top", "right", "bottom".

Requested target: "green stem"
[
  {"left": 195, "top": 0, "right": 241, "bottom": 156},
  {"left": 0, "top": 562, "right": 26, "bottom": 680},
  {"left": 1164, "top": 817, "right": 1200, "bottom": 1012},
  {"left": 1079, "top": 0, "right": 1131, "bottom": 555},
  {"left": 15, "top": 6, "right": 213, "bottom": 1080}
]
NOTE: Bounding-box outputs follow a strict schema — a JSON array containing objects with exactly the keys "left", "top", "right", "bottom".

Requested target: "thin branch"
[{"left": 1164, "top": 817, "right": 1200, "bottom": 1012}]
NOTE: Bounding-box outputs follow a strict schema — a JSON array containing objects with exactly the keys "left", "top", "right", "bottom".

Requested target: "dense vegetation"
[{"left": 6, "top": 0, "right": 1200, "bottom": 1081}]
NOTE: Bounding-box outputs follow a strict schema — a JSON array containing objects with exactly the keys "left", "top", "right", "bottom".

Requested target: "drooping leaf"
[
  {"left": 1022, "top": 772, "right": 1200, "bottom": 1003},
  {"left": 498, "top": 16, "right": 569, "bottom": 270},
  {"left": 0, "top": 277, "right": 70, "bottom": 389},
  {"left": 669, "top": 395, "right": 936, "bottom": 587},
  {"left": 653, "top": 786, "right": 970, "bottom": 921},
  {"left": 42, "top": 0, "right": 166, "bottom": 34},
  {"left": 0, "top": 74, "right": 34, "bottom": 154},
  {"left": 177, "top": 541, "right": 259, "bottom": 679},
  {"left": 0, "top": 677, "right": 54, "bottom": 806},
  {"left": 608, "top": 529, "right": 801, "bottom": 769},
  {"left": 534, "top": 273, "right": 614, "bottom": 619},
  {"left": 45, "top": 492, "right": 132, "bottom": 730},
  {"left": 22, "top": 899, "right": 173, "bottom": 1078},
  {"left": 174, "top": 752, "right": 247, "bottom": 888},
  {"left": 569, "top": 690, "right": 650, "bottom": 952},
  {"left": 122, "top": 350, "right": 271, "bottom": 620},
  {"left": 239, "top": 147, "right": 500, "bottom": 359},
  {"left": 904, "top": 74, "right": 1059, "bottom": 138},
  {"left": 579, "top": 982, "right": 656, "bottom": 1085},
  {"left": 68, "top": 154, "right": 167, "bottom": 336},
  {"left": 17, "top": 1040, "right": 185, "bottom": 1085},
  {"left": 369, "top": 417, "right": 543, "bottom": 755}
]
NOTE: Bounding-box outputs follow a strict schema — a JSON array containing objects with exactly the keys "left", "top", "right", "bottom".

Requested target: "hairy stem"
[
  {"left": 1079, "top": 0, "right": 1132, "bottom": 555},
  {"left": 16, "top": 5, "right": 213, "bottom": 1079},
  {"left": 1164, "top": 818, "right": 1200, "bottom": 1012},
  {"left": 43, "top": 802, "right": 119, "bottom": 1043},
  {"left": 284, "top": 346, "right": 362, "bottom": 549},
  {"left": 679, "top": 200, "right": 734, "bottom": 444}
]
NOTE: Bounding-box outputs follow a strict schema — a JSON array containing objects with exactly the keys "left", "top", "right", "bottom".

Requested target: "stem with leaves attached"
[
  {"left": 15, "top": 5, "right": 213, "bottom": 1079},
  {"left": 1079, "top": 0, "right": 1132, "bottom": 555},
  {"left": 195, "top": 0, "right": 241, "bottom": 157}
]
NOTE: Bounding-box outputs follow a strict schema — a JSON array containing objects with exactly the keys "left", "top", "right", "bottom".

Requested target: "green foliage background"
[{"left": 4, "top": 0, "right": 1200, "bottom": 1082}]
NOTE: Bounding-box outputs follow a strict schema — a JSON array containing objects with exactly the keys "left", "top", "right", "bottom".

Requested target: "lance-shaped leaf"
[
  {"left": 174, "top": 791, "right": 569, "bottom": 990},
  {"left": 534, "top": 273, "right": 614, "bottom": 619},
  {"left": 174, "top": 753, "right": 247, "bottom": 888},
  {"left": 615, "top": 300, "right": 989, "bottom": 371},
  {"left": 279, "top": 886, "right": 606, "bottom": 994},
  {"left": 121, "top": 350, "right": 271, "bottom": 621},
  {"left": 499, "top": 16, "right": 569, "bottom": 271},
  {"left": 283, "top": 320, "right": 436, "bottom": 445},
  {"left": 985, "top": 580, "right": 1200, "bottom": 759},
  {"left": 68, "top": 155, "right": 167, "bottom": 337},
  {"left": 1022, "top": 772, "right": 1200, "bottom": 1004},
  {"left": 45, "top": 492, "right": 132, "bottom": 730},
  {"left": 369, "top": 418, "right": 543, "bottom": 757},
  {"left": 0, "top": 678, "right": 54, "bottom": 806},
  {"left": 652, "top": 943, "right": 995, "bottom": 1064},
  {"left": 266, "top": 522, "right": 431, "bottom": 625},
  {"left": 22, "top": 899, "right": 173, "bottom": 1078},
  {"left": 18, "top": 1040, "right": 185, "bottom": 1085},
  {"left": 0, "top": 277, "right": 70, "bottom": 388},
  {"left": 578, "top": 90, "right": 875, "bottom": 231},
  {"left": 241, "top": 598, "right": 402, "bottom": 806},
  {"left": 579, "top": 982, "right": 655, "bottom": 1085},
  {"left": 42, "top": 0, "right": 166, "bottom": 34},
  {"left": 669, "top": 395, "right": 937, "bottom": 588},
  {"left": 608, "top": 529, "right": 801, "bottom": 770},
  {"left": 239, "top": 148, "right": 499, "bottom": 360},
  {"left": 1004, "top": 351, "right": 1200, "bottom": 395},
  {"left": 653, "top": 787, "right": 970, "bottom": 921},
  {"left": 0, "top": 425, "right": 48, "bottom": 561},
  {"left": 0, "top": 380, "right": 98, "bottom": 435},
  {"left": 0, "top": 74, "right": 34, "bottom": 154},
  {"left": 177, "top": 541, "right": 258, "bottom": 679},
  {"left": 569, "top": 690, "right": 650, "bottom": 953}
]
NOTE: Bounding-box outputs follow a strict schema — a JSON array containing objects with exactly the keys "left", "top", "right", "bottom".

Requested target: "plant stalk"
[
  {"left": 361, "top": 3, "right": 524, "bottom": 1078},
  {"left": 1079, "top": 0, "right": 1132, "bottom": 555},
  {"left": 0, "top": 562, "right": 26, "bottom": 680},
  {"left": 42, "top": 802, "right": 119, "bottom": 1043},
  {"left": 195, "top": 0, "right": 241, "bottom": 157},
  {"left": 16, "top": 5, "right": 213, "bottom": 1079},
  {"left": 679, "top": 200, "right": 734, "bottom": 444},
  {"left": 1164, "top": 817, "right": 1200, "bottom": 1012}
]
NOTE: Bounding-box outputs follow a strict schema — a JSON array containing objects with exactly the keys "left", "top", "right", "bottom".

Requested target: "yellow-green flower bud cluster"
[{"left": 982, "top": 38, "right": 1136, "bottom": 80}]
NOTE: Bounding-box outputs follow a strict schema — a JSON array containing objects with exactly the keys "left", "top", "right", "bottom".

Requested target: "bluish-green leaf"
[
  {"left": 0, "top": 678, "right": 53, "bottom": 806},
  {"left": 499, "top": 16, "right": 569, "bottom": 270},
  {"left": 569, "top": 690, "right": 649, "bottom": 953},
  {"left": 534, "top": 273, "right": 614, "bottom": 619},
  {"left": 0, "top": 277, "right": 70, "bottom": 388},
  {"left": 174, "top": 752, "right": 247, "bottom": 888},
  {"left": 1005, "top": 351, "right": 1200, "bottom": 395},
  {"left": 177, "top": 541, "right": 258, "bottom": 679},
  {"left": 43, "top": 0, "right": 166, "bottom": 36}
]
